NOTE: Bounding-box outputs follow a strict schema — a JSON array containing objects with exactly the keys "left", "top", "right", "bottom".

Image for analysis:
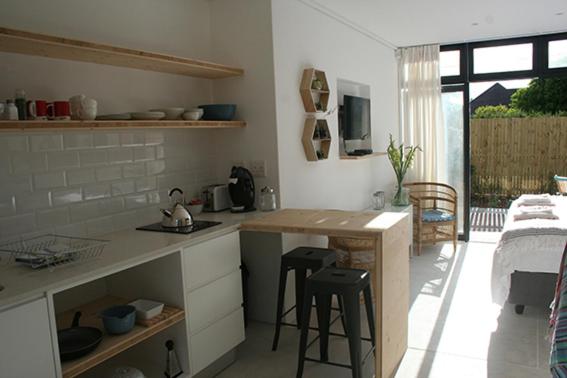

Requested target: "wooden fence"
[{"left": 471, "top": 117, "right": 567, "bottom": 197}]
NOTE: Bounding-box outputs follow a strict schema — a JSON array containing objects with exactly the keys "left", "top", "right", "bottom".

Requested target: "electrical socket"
[{"left": 249, "top": 160, "right": 267, "bottom": 178}]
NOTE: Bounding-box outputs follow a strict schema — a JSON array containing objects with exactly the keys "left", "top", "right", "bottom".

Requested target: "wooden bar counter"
[{"left": 240, "top": 208, "right": 410, "bottom": 378}]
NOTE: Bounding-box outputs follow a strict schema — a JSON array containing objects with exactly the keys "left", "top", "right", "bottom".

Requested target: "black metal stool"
[
  {"left": 297, "top": 267, "right": 375, "bottom": 378},
  {"left": 272, "top": 246, "right": 342, "bottom": 351}
]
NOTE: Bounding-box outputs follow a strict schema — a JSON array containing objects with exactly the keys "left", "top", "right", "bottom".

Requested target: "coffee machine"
[{"left": 228, "top": 166, "right": 256, "bottom": 213}]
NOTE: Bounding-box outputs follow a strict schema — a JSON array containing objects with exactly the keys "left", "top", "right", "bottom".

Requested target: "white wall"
[{"left": 271, "top": 0, "right": 399, "bottom": 212}]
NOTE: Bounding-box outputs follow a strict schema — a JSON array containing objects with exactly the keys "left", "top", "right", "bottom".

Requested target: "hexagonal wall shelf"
[
  {"left": 299, "top": 68, "right": 329, "bottom": 113},
  {"left": 302, "top": 117, "right": 331, "bottom": 161}
]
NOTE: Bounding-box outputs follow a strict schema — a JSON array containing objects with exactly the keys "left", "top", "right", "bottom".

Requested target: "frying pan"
[{"left": 58, "top": 311, "right": 103, "bottom": 361}]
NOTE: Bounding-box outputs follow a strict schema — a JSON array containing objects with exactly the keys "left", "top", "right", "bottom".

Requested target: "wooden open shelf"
[
  {"left": 56, "top": 296, "right": 185, "bottom": 378},
  {"left": 302, "top": 117, "right": 331, "bottom": 161},
  {"left": 299, "top": 68, "right": 330, "bottom": 113},
  {"left": 0, "top": 120, "right": 246, "bottom": 131},
  {"left": 339, "top": 152, "right": 387, "bottom": 160},
  {"left": 0, "top": 27, "right": 243, "bottom": 79}
]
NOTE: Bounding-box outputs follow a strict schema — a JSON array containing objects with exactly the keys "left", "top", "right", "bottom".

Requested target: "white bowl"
[
  {"left": 128, "top": 299, "right": 164, "bottom": 320},
  {"left": 149, "top": 107, "right": 185, "bottom": 120},
  {"left": 189, "top": 108, "right": 204, "bottom": 118},
  {"left": 182, "top": 111, "right": 202, "bottom": 120}
]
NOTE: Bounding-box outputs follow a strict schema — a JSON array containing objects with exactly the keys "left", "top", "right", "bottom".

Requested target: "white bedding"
[{"left": 491, "top": 196, "right": 567, "bottom": 304}]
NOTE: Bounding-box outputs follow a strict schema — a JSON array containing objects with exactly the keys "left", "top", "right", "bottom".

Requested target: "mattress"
[{"left": 491, "top": 196, "right": 567, "bottom": 304}]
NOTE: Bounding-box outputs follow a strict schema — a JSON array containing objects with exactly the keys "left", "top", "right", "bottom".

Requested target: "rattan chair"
[
  {"left": 403, "top": 182, "right": 458, "bottom": 255},
  {"left": 554, "top": 175, "right": 567, "bottom": 195}
]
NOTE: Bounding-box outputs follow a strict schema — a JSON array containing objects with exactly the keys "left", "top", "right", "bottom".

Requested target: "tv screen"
[{"left": 342, "top": 95, "right": 370, "bottom": 140}]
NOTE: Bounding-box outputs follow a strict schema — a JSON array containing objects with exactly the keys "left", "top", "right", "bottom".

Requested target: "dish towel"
[{"left": 518, "top": 194, "right": 554, "bottom": 206}]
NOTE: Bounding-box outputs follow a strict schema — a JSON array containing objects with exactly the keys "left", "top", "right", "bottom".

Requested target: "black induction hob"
[{"left": 136, "top": 220, "right": 222, "bottom": 234}]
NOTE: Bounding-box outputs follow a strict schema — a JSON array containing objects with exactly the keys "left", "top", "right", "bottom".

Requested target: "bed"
[{"left": 492, "top": 195, "right": 567, "bottom": 314}]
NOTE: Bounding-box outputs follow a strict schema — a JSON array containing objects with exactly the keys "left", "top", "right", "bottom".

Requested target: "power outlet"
[{"left": 249, "top": 160, "right": 267, "bottom": 178}]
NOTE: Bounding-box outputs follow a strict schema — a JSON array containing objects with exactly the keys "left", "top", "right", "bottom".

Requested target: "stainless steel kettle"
[{"left": 161, "top": 188, "right": 193, "bottom": 228}]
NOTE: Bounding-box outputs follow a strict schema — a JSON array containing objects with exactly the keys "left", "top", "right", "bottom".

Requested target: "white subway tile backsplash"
[
  {"left": 37, "top": 207, "right": 69, "bottom": 228},
  {"left": 64, "top": 133, "right": 93, "bottom": 150},
  {"left": 12, "top": 152, "right": 47, "bottom": 174},
  {"left": 95, "top": 166, "right": 122, "bottom": 181},
  {"left": 107, "top": 148, "right": 133, "bottom": 164},
  {"left": 80, "top": 150, "right": 107, "bottom": 167},
  {"left": 124, "top": 193, "right": 147, "bottom": 209},
  {"left": 52, "top": 188, "right": 82, "bottom": 206},
  {"left": 111, "top": 180, "right": 135, "bottom": 196},
  {"left": 123, "top": 163, "right": 146, "bottom": 178},
  {"left": 146, "top": 160, "right": 166, "bottom": 175},
  {"left": 0, "top": 136, "right": 28, "bottom": 152},
  {"left": 133, "top": 146, "right": 156, "bottom": 162},
  {"left": 145, "top": 132, "right": 165, "bottom": 146},
  {"left": 94, "top": 133, "right": 120, "bottom": 148},
  {"left": 0, "top": 195, "right": 16, "bottom": 217},
  {"left": 0, "top": 129, "right": 216, "bottom": 237},
  {"left": 120, "top": 133, "right": 145, "bottom": 147},
  {"left": 47, "top": 151, "right": 80, "bottom": 170},
  {"left": 30, "top": 134, "right": 63, "bottom": 152},
  {"left": 67, "top": 169, "right": 96, "bottom": 186},
  {"left": 83, "top": 183, "right": 111, "bottom": 201},
  {"left": 135, "top": 176, "right": 157, "bottom": 192},
  {"left": 34, "top": 171, "right": 65, "bottom": 190},
  {"left": 16, "top": 192, "right": 51, "bottom": 212},
  {"left": 69, "top": 201, "right": 100, "bottom": 223}
]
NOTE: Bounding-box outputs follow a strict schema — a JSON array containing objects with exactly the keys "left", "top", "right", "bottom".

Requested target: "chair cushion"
[{"left": 422, "top": 209, "right": 455, "bottom": 223}]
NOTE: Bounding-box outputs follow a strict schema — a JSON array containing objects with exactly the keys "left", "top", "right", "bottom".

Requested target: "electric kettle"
[{"left": 161, "top": 188, "right": 193, "bottom": 227}]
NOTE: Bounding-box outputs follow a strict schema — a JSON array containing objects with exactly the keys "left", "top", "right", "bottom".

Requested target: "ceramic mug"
[
  {"left": 47, "top": 101, "right": 71, "bottom": 120},
  {"left": 69, "top": 95, "right": 97, "bottom": 120},
  {"left": 27, "top": 100, "right": 48, "bottom": 120}
]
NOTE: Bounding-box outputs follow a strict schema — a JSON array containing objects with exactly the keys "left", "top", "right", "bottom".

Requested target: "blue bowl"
[
  {"left": 100, "top": 305, "right": 136, "bottom": 335},
  {"left": 199, "top": 104, "right": 236, "bottom": 121}
]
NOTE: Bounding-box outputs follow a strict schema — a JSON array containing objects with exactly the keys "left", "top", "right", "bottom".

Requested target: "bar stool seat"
[
  {"left": 297, "top": 267, "right": 376, "bottom": 378},
  {"left": 272, "top": 246, "right": 342, "bottom": 351}
]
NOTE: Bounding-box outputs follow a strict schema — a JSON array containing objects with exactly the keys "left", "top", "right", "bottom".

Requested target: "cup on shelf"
[
  {"left": 26, "top": 100, "right": 48, "bottom": 120},
  {"left": 47, "top": 101, "right": 71, "bottom": 120},
  {"left": 69, "top": 95, "right": 97, "bottom": 120}
]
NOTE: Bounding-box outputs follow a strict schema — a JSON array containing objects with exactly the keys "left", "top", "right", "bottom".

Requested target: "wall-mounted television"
[{"left": 342, "top": 95, "right": 370, "bottom": 140}]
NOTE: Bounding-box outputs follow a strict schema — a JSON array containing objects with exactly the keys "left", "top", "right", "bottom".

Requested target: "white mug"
[{"left": 69, "top": 95, "right": 97, "bottom": 120}]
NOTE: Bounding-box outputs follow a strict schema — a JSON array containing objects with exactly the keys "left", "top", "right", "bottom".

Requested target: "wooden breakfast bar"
[{"left": 240, "top": 208, "right": 410, "bottom": 378}]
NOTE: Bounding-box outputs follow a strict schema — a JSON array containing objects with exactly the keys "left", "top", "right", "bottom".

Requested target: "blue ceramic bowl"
[
  {"left": 199, "top": 104, "right": 236, "bottom": 121},
  {"left": 100, "top": 305, "right": 136, "bottom": 335}
]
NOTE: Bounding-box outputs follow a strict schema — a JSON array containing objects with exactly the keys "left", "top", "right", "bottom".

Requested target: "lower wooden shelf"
[
  {"left": 56, "top": 296, "right": 185, "bottom": 378},
  {"left": 339, "top": 152, "right": 387, "bottom": 160},
  {"left": 0, "top": 120, "right": 246, "bottom": 131}
]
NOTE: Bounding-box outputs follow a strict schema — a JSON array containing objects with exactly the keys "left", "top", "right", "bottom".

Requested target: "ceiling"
[{"left": 303, "top": 0, "right": 567, "bottom": 47}]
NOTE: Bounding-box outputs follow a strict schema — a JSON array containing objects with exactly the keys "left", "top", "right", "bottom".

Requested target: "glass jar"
[
  {"left": 372, "top": 191, "right": 385, "bottom": 210},
  {"left": 259, "top": 186, "right": 277, "bottom": 211}
]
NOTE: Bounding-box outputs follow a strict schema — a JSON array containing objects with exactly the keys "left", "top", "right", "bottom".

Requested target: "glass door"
[{"left": 442, "top": 85, "right": 470, "bottom": 240}]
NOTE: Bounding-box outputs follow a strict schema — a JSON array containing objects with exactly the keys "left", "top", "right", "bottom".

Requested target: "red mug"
[
  {"left": 27, "top": 100, "right": 48, "bottom": 120},
  {"left": 47, "top": 101, "right": 71, "bottom": 120}
]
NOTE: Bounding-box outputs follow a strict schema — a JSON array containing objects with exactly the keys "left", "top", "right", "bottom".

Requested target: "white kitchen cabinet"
[
  {"left": 189, "top": 308, "right": 245, "bottom": 375},
  {"left": 0, "top": 298, "right": 57, "bottom": 378},
  {"left": 183, "top": 231, "right": 241, "bottom": 290}
]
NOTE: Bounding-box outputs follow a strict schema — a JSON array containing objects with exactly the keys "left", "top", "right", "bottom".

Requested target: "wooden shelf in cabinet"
[
  {"left": 0, "top": 120, "right": 246, "bottom": 131},
  {"left": 339, "top": 152, "right": 387, "bottom": 160},
  {"left": 56, "top": 296, "right": 185, "bottom": 378},
  {"left": 0, "top": 27, "right": 243, "bottom": 79}
]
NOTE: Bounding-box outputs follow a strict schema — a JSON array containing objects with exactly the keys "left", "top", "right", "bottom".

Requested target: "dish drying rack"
[{"left": 0, "top": 234, "right": 108, "bottom": 269}]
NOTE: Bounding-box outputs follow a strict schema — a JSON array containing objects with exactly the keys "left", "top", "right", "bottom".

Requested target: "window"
[
  {"left": 549, "top": 39, "right": 567, "bottom": 69},
  {"left": 473, "top": 43, "right": 533, "bottom": 74},
  {"left": 440, "top": 50, "right": 460, "bottom": 77}
]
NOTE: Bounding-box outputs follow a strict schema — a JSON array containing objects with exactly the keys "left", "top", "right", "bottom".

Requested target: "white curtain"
[{"left": 397, "top": 44, "right": 446, "bottom": 183}]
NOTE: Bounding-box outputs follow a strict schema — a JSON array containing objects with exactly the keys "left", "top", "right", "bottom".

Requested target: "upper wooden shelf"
[
  {"left": 0, "top": 120, "right": 246, "bottom": 131},
  {"left": 339, "top": 152, "right": 387, "bottom": 160},
  {"left": 0, "top": 27, "right": 244, "bottom": 79}
]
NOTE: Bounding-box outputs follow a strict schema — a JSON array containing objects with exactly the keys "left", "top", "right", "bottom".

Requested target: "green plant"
[
  {"left": 472, "top": 105, "right": 528, "bottom": 119},
  {"left": 511, "top": 77, "right": 567, "bottom": 114},
  {"left": 387, "top": 134, "right": 421, "bottom": 205}
]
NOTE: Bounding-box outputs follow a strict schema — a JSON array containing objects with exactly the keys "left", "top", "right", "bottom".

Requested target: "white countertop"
[{"left": 0, "top": 211, "right": 262, "bottom": 311}]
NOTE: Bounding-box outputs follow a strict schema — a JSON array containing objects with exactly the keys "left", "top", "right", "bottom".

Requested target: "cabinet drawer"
[
  {"left": 183, "top": 231, "right": 240, "bottom": 290},
  {"left": 187, "top": 269, "right": 242, "bottom": 333},
  {"left": 190, "top": 308, "right": 245, "bottom": 375}
]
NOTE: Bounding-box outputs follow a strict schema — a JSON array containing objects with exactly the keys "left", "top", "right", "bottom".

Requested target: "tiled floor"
[{"left": 219, "top": 240, "right": 552, "bottom": 378}]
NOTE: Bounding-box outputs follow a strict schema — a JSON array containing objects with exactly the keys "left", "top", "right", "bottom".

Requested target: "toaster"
[{"left": 202, "top": 184, "right": 231, "bottom": 212}]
